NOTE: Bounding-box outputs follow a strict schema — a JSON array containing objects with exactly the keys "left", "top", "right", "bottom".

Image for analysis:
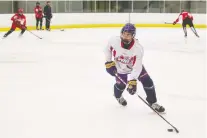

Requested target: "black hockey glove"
[{"left": 127, "top": 80, "right": 137, "bottom": 95}]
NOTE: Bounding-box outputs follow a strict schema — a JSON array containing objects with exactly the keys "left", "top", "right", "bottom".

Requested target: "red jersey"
[
  {"left": 34, "top": 6, "right": 43, "bottom": 18},
  {"left": 11, "top": 13, "right": 26, "bottom": 26},
  {"left": 175, "top": 12, "right": 193, "bottom": 23}
]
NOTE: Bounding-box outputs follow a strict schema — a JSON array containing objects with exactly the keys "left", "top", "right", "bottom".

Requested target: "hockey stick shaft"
[
  {"left": 164, "top": 22, "right": 174, "bottom": 24},
  {"left": 115, "top": 73, "right": 179, "bottom": 133},
  {"left": 137, "top": 95, "right": 179, "bottom": 133},
  {"left": 164, "top": 22, "right": 181, "bottom": 24},
  {"left": 27, "top": 29, "right": 42, "bottom": 39}
]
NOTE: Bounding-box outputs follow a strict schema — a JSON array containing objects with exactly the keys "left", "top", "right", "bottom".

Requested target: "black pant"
[
  {"left": 114, "top": 66, "right": 157, "bottom": 104},
  {"left": 4, "top": 28, "right": 25, "bottom": 37},
  {"left": 36, "top": 17, "right": 43, "bottom": 29},
  {"left": 45, "top": 17, "right": 51, "bottom": 30},
  {"left": 182, "top": 18, "right": 194, "bottom": 27}
]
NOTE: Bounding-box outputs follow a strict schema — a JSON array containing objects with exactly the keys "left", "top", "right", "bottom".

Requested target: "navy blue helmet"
[{"left": 121, "top": 23, "right": 136, "bottom": 37}]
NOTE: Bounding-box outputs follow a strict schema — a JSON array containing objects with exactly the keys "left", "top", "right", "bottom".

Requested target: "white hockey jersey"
[{"left": 104, "top": 36, "right": 144, "bottom": 81}]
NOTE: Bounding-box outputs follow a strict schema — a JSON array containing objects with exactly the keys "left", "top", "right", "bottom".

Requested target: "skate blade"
[{"left": 149, "top": 111, "right": 166, "bottom": 115}]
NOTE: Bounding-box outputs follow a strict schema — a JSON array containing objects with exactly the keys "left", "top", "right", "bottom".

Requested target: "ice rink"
[{"left": 0, "top": 28, "right": 206, "bottom": 138}]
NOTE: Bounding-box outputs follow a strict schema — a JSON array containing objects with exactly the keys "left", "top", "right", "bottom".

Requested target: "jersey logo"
[{"left": 116, "top": 55, "right": 134, "bottom": 64}]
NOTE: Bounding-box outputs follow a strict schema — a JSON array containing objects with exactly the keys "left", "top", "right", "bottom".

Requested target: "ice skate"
[
  {"left": 116, "top": 96, "right": 127, "bottom": 106},
  {"left": 151, "top": 103, "right": 165, "bottom": 113}
]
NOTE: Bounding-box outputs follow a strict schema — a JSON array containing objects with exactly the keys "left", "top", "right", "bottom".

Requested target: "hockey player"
[
  {"left": 173, "top": 9, "right": 199, "bottom": 37},
  {"left": 104, "top": 23, "right": 165, "bottom": 113},
  {"left": 34, "top": 1, "right": 43, "bottom": 30},
  {"left": 3, "top": 8, "right": 27, "bottom": 38}
]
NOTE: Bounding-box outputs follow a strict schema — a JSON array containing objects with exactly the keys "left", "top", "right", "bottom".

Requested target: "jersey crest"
[{"left": 115, "top": 55, "right": 135, "bottom": 65}]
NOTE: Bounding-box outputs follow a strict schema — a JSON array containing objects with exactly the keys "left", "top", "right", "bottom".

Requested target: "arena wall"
[{"left": 0, "top": 13, "right": 206, "bottom": 31}]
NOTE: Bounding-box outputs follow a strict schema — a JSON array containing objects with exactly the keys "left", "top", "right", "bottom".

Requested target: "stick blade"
[{"left": 174, "top": 128, "right": 179, "bottom": 133}]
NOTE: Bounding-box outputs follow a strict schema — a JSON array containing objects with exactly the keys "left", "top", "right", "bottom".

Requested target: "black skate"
[
  {"left": 151, "top": 103, "right": 165, "bottom": 113},
  {"left": 116, "top": 96, "right": 127, "bottom": 106}
]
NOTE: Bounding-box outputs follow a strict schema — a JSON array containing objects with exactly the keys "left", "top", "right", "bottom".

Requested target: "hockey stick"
[
  {"left": 115, "top": 73, "right": 179, "bottom": 133},
  {"left": 164, "top": 22, "right": 174, "bottom": 24},
  {"left": 26, "top": 29, "right": 42, "bottom": 39},
  {"left": 164, "top": 22, "right": 180, "bottom": 24}
]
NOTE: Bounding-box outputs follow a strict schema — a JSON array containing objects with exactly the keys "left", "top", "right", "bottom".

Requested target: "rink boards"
[
  {"left": 0, "top": 13, "right": 206, "bottom": 31},
  {"left": 0, "top": 23, "right": 206, "bottom": 32}
]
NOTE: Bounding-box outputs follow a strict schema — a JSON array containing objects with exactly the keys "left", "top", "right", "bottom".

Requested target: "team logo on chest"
[{"left": 116, "top": 55, "right": 134, "bottom": 64}]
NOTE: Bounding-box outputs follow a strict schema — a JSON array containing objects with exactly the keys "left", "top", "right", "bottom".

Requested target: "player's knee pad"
[
  {"left": 114, "top": 83, "right": 126, "bottom": 98},
  {"left": 140, "top": 75, "right": 154, "bottom": 90}
]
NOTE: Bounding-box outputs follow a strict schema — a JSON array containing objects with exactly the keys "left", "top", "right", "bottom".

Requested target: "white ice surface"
[{"left": 0, "top": 28, "right": 206, "bottom": 138}]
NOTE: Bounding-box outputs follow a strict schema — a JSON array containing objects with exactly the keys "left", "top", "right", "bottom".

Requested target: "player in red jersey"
[
  {"left": 3, "top": 8, "right": 27, "bottom": 38},
  {"left": 173, "top": 10, "right": 199, "bottom": 38},
  {"left": 34, "top": 1, "right": 44, "bottom": 30}
]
